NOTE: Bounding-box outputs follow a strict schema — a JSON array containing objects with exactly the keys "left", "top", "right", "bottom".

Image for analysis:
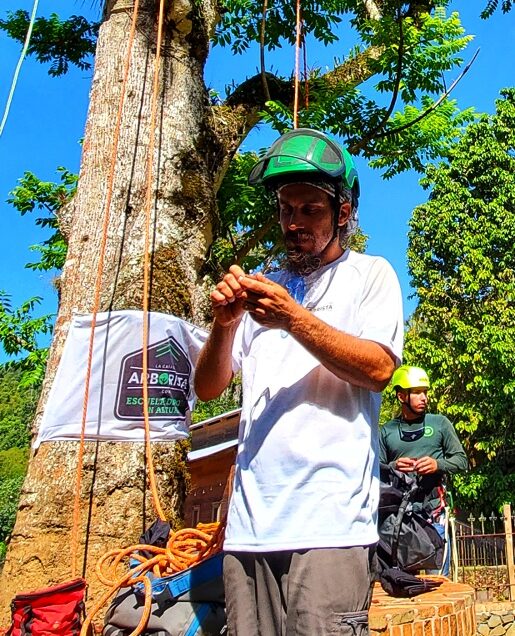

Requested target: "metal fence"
[{"left": 451, "top": 504, "right": 515, "bottom": 601}]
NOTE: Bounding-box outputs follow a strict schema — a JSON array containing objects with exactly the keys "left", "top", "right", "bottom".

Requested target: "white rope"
[{"left": 0, "top": 0, "right": 40, "bottom": 137}]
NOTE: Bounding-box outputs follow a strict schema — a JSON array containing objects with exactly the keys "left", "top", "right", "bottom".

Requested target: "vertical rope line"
[
  {"left": 0, "top": 0, "right": 40, "bottom": 137},
  {"left": 260, "top": 0, "right": 271, "bottom": 102},
  {"left": 302, "top": 24, "right": 309, "bottom": 110},
  {"left": 71, "top": 0, "right": 142, "bottom": 579},
  {"left": 142, "top": 0, "right": 167, "bottom": 522},
  {"left": 293, "top": 0, "right": 302, "bottom": 128}
]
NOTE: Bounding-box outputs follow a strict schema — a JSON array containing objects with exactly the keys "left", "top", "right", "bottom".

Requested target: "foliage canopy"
[
  {"left": 0, "top": 10, "right": 98, "bottom": 76},
  {"left": 403, "top": 88, "right": 515, "bottom": 512},
  {"left": 0, "top": 368, "right": 34, "bottom": 560},
  {"left": 0, "top": 0, "right": 477, "bottom": 364}
]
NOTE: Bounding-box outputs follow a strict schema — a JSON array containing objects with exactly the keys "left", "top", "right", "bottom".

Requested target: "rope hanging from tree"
[
  {"left": 70, "top": 0, "right": 144, "bottom": 580},
  {"left": 261, "top": 0, "right": 307, "bottom": 127},
  {"left": 141, "top": 0, "right": 168, "bottom": 525},
  {"left": 302, "top": 20, "right": 309, "bottom": 111},
  {"left": 68, "top": 0, "right": 226, "bottom": 632},
  {"left": 293, "top": 0, "right": 303, "bottom": 128},
  {"left": 0, "top": 0, "right": 40, "bottom": 137}
]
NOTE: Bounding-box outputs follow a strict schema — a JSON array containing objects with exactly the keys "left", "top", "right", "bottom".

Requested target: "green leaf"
[{"left": 0, "top": 11, "right": 98, "bottom": 76}]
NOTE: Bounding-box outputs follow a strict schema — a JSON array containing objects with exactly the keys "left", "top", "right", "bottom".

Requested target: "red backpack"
[{"left": 4, "top": 578, "right": 87, "bottom": 636}]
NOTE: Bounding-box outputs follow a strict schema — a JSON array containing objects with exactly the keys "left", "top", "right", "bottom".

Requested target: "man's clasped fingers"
[
  {"left": 242, "top": 290, "right": 270, "bottom": 314},
  {"left": 238, "top": 273, "right": 285, "bottom": 299},
  {"left": 213, "top": 266, "right": 248, "bottom": 306}
]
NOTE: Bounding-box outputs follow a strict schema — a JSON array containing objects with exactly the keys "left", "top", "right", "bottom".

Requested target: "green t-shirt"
[{"left": 379, "top": 413, "right": 468, "bottom": 513}]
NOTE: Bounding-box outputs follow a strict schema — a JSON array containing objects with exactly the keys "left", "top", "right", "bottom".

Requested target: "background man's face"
[{"left": 398, "top": 387, "right": 428, "bottom": 416}]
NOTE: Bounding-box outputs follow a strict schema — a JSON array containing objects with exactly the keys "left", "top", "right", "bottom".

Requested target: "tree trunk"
[{"left": 0, "top": 0, "right": 223, "bottom": 620}]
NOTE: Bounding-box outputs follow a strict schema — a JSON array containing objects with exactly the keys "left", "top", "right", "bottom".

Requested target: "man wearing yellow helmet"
[
  {"left": 195, "top": 128, "right": 404, "bottom": 635},
  {"left": 379, "top": 365, "right": 467, "bottom": 576}
]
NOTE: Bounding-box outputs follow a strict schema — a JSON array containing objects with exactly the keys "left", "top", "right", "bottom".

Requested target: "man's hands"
[
  {"left": 211, "top": 264, "right": 248, "bottom": 327},
  {"left": 395, "top": 456, "right": 438, "bottom": 475},
  {"left": 394, "top": 457, "right": 416, "bottom": 473},
  {"left": 212, "top": 265, "right": 299, "bottom": 330},
  {"left": 240, "top": 272, "right": 300, "bottom": 330},
  {"left": 413, "top": 456, "right": 438, "bottom": 475},
  {"left": 199, "top": 265, "right": 302, "bottom": 402}
]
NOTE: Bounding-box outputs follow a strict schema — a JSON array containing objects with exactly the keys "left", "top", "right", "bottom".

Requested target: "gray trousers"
[{"left": 223, "top": 546, "right": 375, "bottom": 636}]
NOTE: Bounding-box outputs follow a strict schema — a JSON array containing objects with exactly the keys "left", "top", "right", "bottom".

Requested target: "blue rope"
[{"left": 0, "top": 0, "right": 40, "bottom": 137}]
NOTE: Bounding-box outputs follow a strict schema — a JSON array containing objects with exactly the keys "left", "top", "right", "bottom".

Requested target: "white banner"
[{"left": 35, "top": 310, "right": 208, "bottom": 447}]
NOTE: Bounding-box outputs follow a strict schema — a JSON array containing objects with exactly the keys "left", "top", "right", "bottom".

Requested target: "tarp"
[{"left": 35, "top": 310, "right": 207, "bottom": 447}]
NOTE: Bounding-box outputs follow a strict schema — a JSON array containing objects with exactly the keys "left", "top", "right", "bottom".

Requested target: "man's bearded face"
[{"left": 278, "top": 183, "right": 339, "bottom": 275}]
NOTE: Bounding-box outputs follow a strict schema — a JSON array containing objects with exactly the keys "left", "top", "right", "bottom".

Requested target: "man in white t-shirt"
[{"left": 194, "top": 128, "right": 404, "bottom": 635}]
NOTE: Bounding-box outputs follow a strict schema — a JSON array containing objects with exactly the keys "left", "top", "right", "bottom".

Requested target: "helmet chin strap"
[
  {"left": 315, "top": 189, "right": 343, "bottom": 259},
  {"left": 312, "top": 220, "right": 341, "bottom": 270},
  {"left": 332, "top": 183, "right": 343, "bottom": 241}
]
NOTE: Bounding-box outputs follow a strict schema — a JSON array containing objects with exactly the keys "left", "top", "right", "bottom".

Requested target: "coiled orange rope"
[{"left": 80, "top": 522, "right": 224, "bottom": 635}]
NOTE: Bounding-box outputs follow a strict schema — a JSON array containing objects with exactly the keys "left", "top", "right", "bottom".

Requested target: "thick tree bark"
[{"left": 0, "top": 0, "right": 223, "bottom": 620}]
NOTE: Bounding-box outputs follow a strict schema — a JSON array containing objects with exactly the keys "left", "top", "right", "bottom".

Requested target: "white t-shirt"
[
  {"left": 224, "top": 250, "right": 404, "bottom": 551},
  {"left": 35, "top": 310, "right": 207, "bottom": 447}
]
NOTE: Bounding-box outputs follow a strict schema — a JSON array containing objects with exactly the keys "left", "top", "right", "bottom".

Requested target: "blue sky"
[{"left": 0, "top": 1, "right": 514, "bottom": 336}]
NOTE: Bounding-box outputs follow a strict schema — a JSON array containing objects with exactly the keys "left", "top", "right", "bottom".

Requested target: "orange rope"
[
  {"left": 260, "top": 0, "right": 271, "bottom": 102},
  {"left": 80, "top": 522, "right": 224, "bottom": 636},
  {"left": 74, "top": 0, "right": 225, "bottom": 630},
  {"left": 293, "top": 0, "right": 302, "bottom": 128},
  {"left": 141, "top": 0, "right": 167, "bottom": 523},
  {"left": 71, "top": 0, "right": 142, "bottom": 579},
  {"left": 302, "top": 22, "right": 309, "bottom": 110}
]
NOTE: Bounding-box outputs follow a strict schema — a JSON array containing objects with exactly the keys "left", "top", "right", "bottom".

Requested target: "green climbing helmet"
[
  {"left": 248, "top": 128, "right": 360, "bottom": 200},
  {"left": 391, "top": 365, "right": 430, "bottom": 390}
]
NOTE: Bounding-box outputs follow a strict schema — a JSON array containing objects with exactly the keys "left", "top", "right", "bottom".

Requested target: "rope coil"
[{"left": 80, "top": 522, "right": 224, "bottom": 635}]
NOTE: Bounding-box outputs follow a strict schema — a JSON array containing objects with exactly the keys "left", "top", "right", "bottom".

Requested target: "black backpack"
[{"left": 376, "top": 464, "right": 444, "bottom": 597}]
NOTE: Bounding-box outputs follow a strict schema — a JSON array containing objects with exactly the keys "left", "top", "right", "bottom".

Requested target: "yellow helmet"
[{"left": 391, "top": 365, "right": 430, "bottom": 390}]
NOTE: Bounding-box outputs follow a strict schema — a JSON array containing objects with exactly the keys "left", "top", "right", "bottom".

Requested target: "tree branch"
[
  {"left": 362, "top": 48, "right": 480, "bottom": 144},
  {"left": 210, "top": 44, "right": 385, "bottom": 184},
  {"left": 209, "top": 0, "right": 443, "bottom": 182},
  {"left": 234, "top": 217, "right": 276, "bottom": 265},
  {"left": 355, "top": 3, "right": 404, "bottom": 145}
]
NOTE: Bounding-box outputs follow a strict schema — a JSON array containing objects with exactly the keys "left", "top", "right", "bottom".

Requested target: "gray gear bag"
[{"left": 103, "top": 553, "right": 226, "bottom": 636}]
